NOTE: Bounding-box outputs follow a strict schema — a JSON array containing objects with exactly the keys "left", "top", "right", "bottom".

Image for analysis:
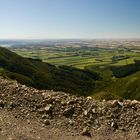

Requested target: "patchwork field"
[{"left": 11, "top": 46, "right": 140, "bottom": 69}]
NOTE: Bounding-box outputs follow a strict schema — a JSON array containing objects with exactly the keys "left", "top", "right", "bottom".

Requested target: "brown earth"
[{"left": 0, "top": 76, "right": 139, "bottom": 140}]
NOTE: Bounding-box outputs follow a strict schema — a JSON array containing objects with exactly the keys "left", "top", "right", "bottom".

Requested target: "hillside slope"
[
  {"left": 0, "top": 46, "right": 140, "bottom": 100},
  {"left": 0, "top": 47, "right": 100, "bottom": 96},
  {"left": 92, "top": 72, "right": 140, "bottom": 100},
  {"left": 106, "top": 71, "right": 140, "bottom": 99},
  {"left": 0, "top": 76, "right": 139, "bottom": 140},
  {"left": 86, "top": 62, "right": 140, "bottom": 100}
]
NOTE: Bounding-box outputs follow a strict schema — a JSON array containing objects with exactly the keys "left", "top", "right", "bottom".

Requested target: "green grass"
[
  {"left": 0, "top": 47, "right": 100, "bottom": 96},
  {"left": 105, "top": 71, "right": 140, "bottom": 100},
  {"left": 12, "top": 47, "right": 140, "bottom": 69},
  {"left": 8, "top": 46, "right": 140, "bottom": 100}
]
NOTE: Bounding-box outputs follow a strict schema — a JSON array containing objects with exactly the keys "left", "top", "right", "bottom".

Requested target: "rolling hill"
[
  {"left": 0, "top": 46, "right": 140, "bottom": 100},
  {"left": 0, "top": 47, "right": 100, "bottom": 96},
  {"left": 90, "top": 63, "right": 140, "bottom": 100}
]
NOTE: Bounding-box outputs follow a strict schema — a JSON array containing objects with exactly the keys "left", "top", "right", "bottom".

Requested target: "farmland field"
[{"left": 10, "top": 45, "right": 140, "bottom": 69}]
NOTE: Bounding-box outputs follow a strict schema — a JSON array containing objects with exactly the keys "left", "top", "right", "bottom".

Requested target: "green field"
[{"left": 11, "top": 46, "right": 140, "bottom": 69}]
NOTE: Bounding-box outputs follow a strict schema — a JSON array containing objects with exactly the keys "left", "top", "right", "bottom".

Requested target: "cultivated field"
[{"left": 11, "top": 46, "right": 140, "bottom": 69}]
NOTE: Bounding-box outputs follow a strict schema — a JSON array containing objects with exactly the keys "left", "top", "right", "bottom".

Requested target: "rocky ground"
[{"left": 0, "top": 76, "right": 140, "bottom": 140}]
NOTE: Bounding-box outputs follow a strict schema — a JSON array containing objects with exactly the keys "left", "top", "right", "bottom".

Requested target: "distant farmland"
[{"left": 11, "top": 46, "right": 140, "bottom": 69}]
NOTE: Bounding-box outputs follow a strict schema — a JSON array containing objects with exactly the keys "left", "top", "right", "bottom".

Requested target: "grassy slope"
[
  {"left": 94, "top": 72, "right": 140, "bottom": 100},
  {"left": 86, "top": 62, "right": 140, "bottom": 100},
  {"left": 106, "top": 71, "right": 140, "bottom": 100},
  {"left": 0, "top": 47, "right": 140, "bottom": 100},
  {"left": 0, "top": 47, "right": 100, "bottom": 96}
]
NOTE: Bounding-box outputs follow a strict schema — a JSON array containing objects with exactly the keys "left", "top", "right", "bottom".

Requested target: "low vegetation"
[
  {"left": 0, "top": 47, "right": 100, "bottom": 96},
  {"left": 1, "top": 46, "right": 140, "bottom": 100}
]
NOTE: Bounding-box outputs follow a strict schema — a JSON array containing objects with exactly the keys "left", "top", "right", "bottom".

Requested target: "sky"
[{"left": 0, "top": 0, "right": 140, "bottom": 39}]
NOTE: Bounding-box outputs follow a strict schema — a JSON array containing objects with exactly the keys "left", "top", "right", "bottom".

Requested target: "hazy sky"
[{"left": 0, "top": 0, "right": 140, "bottom": 39}]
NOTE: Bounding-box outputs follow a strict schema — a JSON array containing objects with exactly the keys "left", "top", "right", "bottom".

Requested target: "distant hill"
[{"left": 0, "top": 47, "right": 100, "bottom": 96}]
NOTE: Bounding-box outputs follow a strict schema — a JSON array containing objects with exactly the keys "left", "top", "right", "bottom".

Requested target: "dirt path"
[
  {"left": 0, "top": 109, "right": 90, "bottom": 140},
  {"left": 0, "top": 76, "right": 140, "bottom": 140}
]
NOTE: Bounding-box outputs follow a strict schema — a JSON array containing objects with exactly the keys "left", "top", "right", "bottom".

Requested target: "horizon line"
[{"left": 0, "top": 37, "right": 140, "bottom": 40}]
